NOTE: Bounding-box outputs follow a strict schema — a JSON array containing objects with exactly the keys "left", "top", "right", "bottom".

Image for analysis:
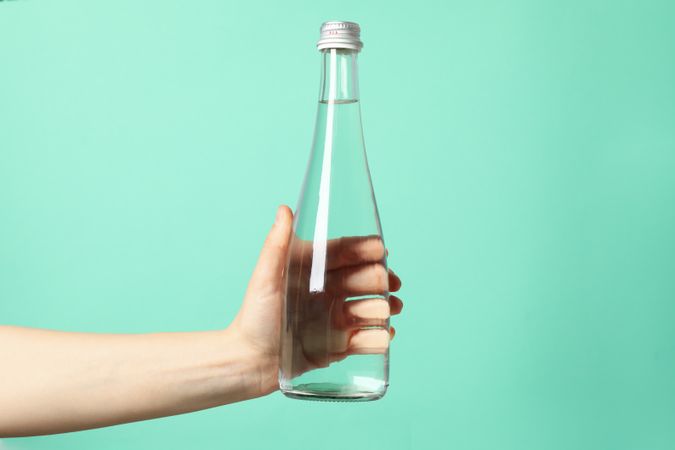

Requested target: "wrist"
[{"left": 217, "top": 327, "right": 279, "bottom": 399}]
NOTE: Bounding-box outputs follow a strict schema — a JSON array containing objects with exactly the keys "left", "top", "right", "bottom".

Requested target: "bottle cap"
[{"left": 317, "top": 21, "right": 363, "bottom": 52}]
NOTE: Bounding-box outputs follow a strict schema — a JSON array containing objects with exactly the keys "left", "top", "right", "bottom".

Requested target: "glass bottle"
[{"left": 279, "top": 21, "right": 390, "bottom": 401}]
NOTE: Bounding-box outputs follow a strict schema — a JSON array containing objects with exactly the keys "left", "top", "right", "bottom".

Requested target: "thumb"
[{"left": 248, "top": 205, "right": 293, "bottom": 293}]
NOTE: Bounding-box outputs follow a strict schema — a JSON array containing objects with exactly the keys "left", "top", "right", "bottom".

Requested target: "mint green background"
[{"left": 2, "top": 1, "right": 675, "bottom": 449}]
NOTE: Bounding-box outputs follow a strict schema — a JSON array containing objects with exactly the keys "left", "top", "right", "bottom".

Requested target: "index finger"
[{"left": 290, "top": 235, "right": 386, "bottom": 271}]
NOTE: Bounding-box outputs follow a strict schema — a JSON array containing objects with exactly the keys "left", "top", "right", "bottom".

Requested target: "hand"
[
  {"left": 230, "top": 206, "right": 403, "bottom": 395},
  {"left": 0, "top": 205, "right": 400, "bottom": 437},
  {"left": 282, "top": 231, "right": 402, "bottom": 377}
]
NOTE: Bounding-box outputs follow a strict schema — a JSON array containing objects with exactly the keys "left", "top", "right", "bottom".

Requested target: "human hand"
[
  {"left": 282, "top": 230, "right": 402, "bottom": 377},
  {"left": 0, "top": 205, "right": 401, "bottom": 438},
  {"left": 230, "top": 206, "right": 403, "bottom": 396}
]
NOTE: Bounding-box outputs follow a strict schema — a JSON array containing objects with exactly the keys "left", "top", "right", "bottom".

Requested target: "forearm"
[{"left": 0, "top": 326, "right": 275, "bottom": 437}]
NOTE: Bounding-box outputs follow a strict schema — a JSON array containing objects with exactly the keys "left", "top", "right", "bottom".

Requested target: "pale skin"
[{"left": 0, "top": 206, "right": 403, "bottom": 437}]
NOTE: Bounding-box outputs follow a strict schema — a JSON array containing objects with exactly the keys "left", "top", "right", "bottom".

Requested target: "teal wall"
[{"left": 2, "top": 1, "right": 675, "bottom": 449}]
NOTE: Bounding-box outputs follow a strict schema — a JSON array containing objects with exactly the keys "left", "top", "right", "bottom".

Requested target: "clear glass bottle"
[{"left": 279, "top": 21, "right": 390, "bottom": 401}]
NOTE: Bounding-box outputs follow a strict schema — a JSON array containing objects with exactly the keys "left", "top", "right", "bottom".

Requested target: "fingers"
[
  {"left": 343, "top": 298, "right": 389, "bottom": 328},
  {"left": 319, "top": 326, "right": 395, "bottom": 369},
  {"left": 302, "top": 295, "right": 402, "bottom": 366},
  {"left": 341, "top": 296, "right": 402, "bottom": 328},
  {"left": 290, "top": 235, "right": 385, "bottom": 270},
  {"left": 326, "top": 264, "right": 402, "bottom": 297},
  {"left": 342, "top": 295, "right": 400, "bottom": 354},
  {"left": 344, "top": 298, "right": 389, "bottom": 320},
  {"left": 327, "top": 236, "right": 385, "bottom": 270},
  {"left": 328, "top": 263, "right": 389, "bottom": 296},
  {"left": 347, "top": 329, "right": 389, "bottom": 354},
  {"left": 248, "top": 206, "right": 293, "bottom": 294}
]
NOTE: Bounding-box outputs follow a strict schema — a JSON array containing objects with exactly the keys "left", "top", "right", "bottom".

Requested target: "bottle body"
[{"left": 279, "top": 47, "right": 390, "bottom": 401}]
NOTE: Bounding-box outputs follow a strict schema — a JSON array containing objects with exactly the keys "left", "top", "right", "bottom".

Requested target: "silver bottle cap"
[{"left": 317, "top": 21, "right": 363, "bottom": 52}]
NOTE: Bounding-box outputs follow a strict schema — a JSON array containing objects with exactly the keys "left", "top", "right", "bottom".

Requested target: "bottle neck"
[{"left": 319, "top": 49, "right": 360, "bottom": 103}]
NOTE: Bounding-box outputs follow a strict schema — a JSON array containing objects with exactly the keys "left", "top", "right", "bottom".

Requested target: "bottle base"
[{"left": 281, "top": 383, "right": 387, "bottom": 402}]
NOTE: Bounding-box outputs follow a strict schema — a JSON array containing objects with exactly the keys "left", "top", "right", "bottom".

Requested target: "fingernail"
[{"left": 275, "top": 206, "right": 283, "bottom": 225}]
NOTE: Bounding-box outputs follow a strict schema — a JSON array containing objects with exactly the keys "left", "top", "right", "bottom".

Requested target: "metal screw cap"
[{"left": 317, "top": 21, "right": 363, "bottom": 51}]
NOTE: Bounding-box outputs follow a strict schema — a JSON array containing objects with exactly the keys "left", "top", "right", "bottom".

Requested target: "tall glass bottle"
[{"left": 279, "top": 21, "right": 390, "bottom": 401}]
